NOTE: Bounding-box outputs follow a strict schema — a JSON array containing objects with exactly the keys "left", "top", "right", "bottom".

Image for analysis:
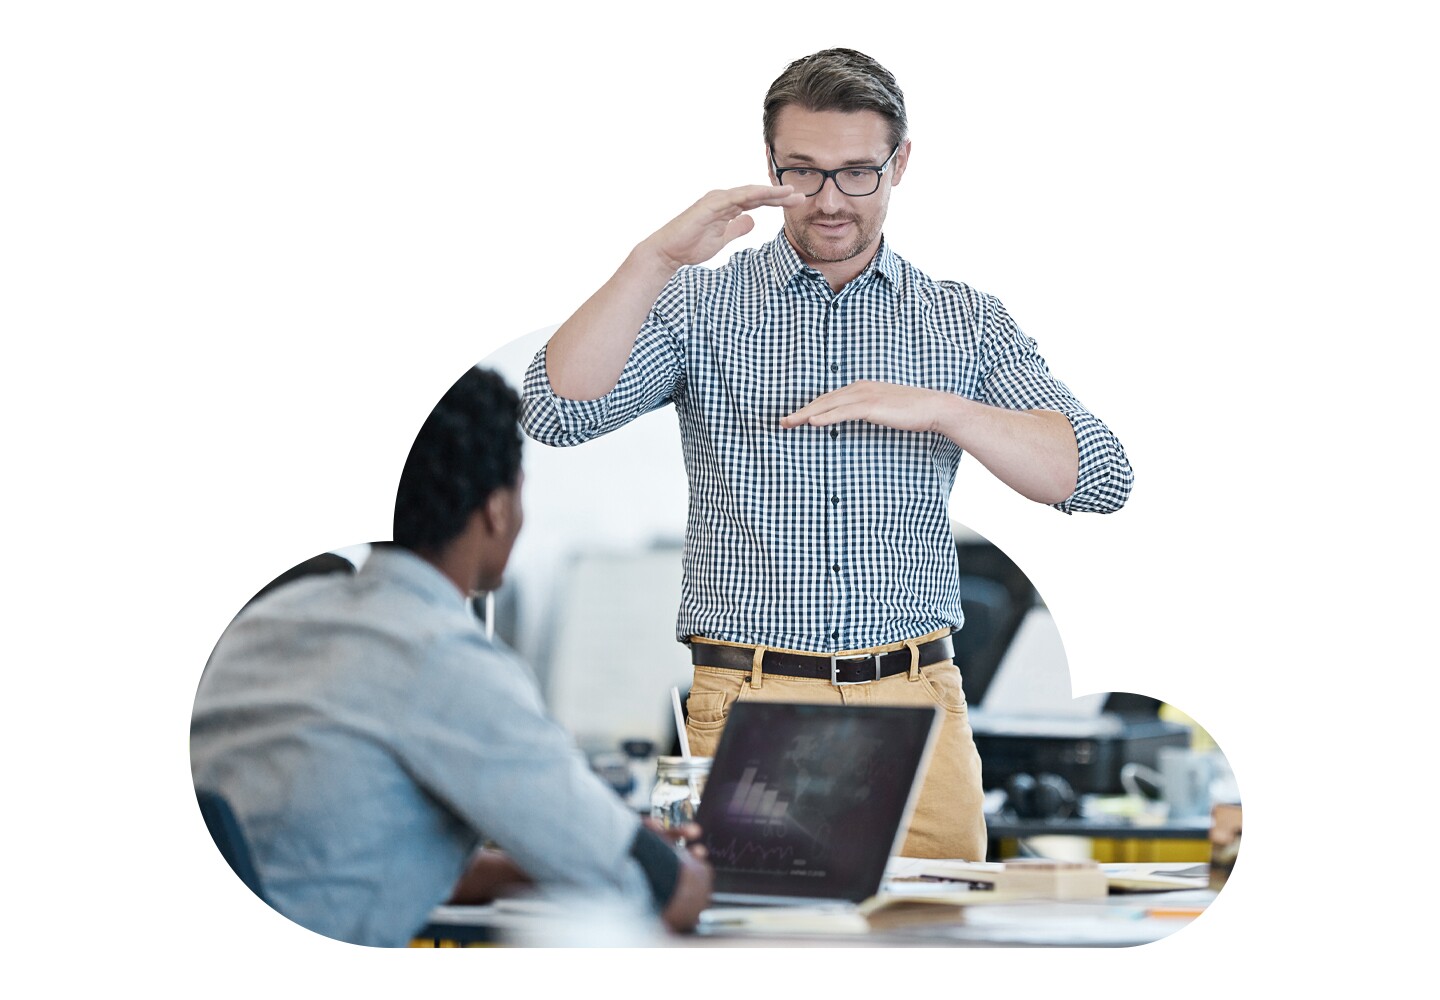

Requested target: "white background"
[{"left": 4, "top": 1, "right": 1435, "bottom": 992}]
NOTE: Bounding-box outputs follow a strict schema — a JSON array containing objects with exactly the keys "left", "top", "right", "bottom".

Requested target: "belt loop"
[
  {"left": 750, "top": 645, "right": 765, "bottom": 690},
  {"left": 906, "top": 639, "right": 921, "bottom": 681}
]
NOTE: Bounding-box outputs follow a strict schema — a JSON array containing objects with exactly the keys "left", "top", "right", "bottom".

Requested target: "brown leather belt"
[{"left": 690, "top": 633, "right": 955, "bottom": 686}]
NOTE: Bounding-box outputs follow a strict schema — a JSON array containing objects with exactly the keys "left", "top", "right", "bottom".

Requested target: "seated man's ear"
[{"left": 481, "top": 481, "right": 524, "bottom": 540}]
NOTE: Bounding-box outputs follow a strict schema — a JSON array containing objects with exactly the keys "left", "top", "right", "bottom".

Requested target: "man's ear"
[
  {"left": 479, "top": 490, "right": 507, "bottom": 538},
  {"left": 765, "top": 144, "right": 779, "bottom": 185},
  {"left": 460, "top": 504, "right": 493, "bottom": 544},
  {"left": 890, "top": 139, "right": 913, "bottom": 187},
  {"left": 480, "top": 485, "right": 521, "bottom": 538}
]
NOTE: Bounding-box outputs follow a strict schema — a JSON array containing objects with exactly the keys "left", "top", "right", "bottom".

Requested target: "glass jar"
[
  {"left": 649, "top": 755, "right": 712, "bottom": 829},
  {"left": 620, "top": 738, "right": 658, "bottom": 813}
]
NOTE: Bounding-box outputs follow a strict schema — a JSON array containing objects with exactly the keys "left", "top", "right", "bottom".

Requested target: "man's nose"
[{"left": 814, "top": 176, "right": 847, "bottom": 213}]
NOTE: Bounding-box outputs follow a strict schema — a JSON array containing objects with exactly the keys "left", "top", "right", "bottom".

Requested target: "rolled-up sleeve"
[
  {"left": 520, "top": 276, "right": 689, "bottom": 447},
  {"left": 977, "top": 294, "right": 1134, "bottom": 514}
]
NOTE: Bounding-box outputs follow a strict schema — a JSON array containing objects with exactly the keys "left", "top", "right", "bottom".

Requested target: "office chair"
[
  {"left": 196, "top": 788, "right": 267, "bottom": 903},
  {"left": 953, "top": 574, "right": 1027, "bottom": 706},
  {"left": 245, "top": 551, "right": 357, "bottom": 608},
  {"left": 194, "top": 788, "right": 462, "bottom": 947}
]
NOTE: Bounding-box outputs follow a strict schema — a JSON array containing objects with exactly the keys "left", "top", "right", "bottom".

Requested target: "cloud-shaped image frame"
[{"left": 190, "top": 328, "right": 1241, "bottom": 949}]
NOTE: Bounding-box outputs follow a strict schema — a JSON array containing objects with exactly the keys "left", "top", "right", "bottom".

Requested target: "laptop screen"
[{"left": 695, "top": 701, "right": 940, "bottom": 903}]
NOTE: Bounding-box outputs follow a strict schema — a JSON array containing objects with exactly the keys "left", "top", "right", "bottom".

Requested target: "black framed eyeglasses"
[{"left": 770, "top": 143, "right": 901, "bottom": 197}]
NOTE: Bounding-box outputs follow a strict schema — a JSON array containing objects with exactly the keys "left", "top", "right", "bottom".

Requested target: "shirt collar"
[
  {"left": 771, "top": 228, "right": 809, "bottom": 287},
  {"left": 770, "top": 229, "right": 902, "bottom": 294},
  {"left": 362, "top": 544, "right": 472, "bottom": 609},
  {"left": 870, "top": 238, "right": 902, "bottom": 289}
]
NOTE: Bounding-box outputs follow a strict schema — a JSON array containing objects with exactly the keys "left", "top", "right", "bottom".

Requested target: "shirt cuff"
[
  {"left": 1052, "top": 409, "right": 1134, "bottom": 514},
  {"left": 628, "top": 826, "right": 681, "bottom": 910},
  {"left": 519, "top": 345, "right": 617, "bottom": 446}
]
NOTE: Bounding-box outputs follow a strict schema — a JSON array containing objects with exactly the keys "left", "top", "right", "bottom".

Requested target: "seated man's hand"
[
  {"left": 446, "top": 847, "right": 533, "bottom": 904},
  {"left": 646, "top": 819, "right": 714, "bottom": 933}
]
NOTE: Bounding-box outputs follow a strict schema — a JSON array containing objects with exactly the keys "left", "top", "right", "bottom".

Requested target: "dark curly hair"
[
  {"left": 763, "top": 48, "right": 908, "bottom": 150},
  {"left": 393, "top": 366, "right": 522, "bottom": 553}
]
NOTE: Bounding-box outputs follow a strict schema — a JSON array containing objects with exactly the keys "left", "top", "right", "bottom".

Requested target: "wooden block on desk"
[{"left": 995, "top": 860, "right": 1110, "bottom": 900}]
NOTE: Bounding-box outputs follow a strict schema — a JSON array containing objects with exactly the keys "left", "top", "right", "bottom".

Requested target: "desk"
[{"left": 414, "top": 862, "right": 1217, "bottom": 948}]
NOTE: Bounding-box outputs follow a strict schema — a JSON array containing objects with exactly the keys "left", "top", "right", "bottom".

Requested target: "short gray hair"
[{"left": 762, "top": 48, "right": 908, "bottom": 150}]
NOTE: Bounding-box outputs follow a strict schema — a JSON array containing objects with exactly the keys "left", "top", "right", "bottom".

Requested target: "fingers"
[
  {"left": 780, "top": 382, "right": 929, "bottom": 431},
  {"left": 781, "top": 387, "right": 856, "bottom": 427},
  {"left": 779, "top": 407, "right": 814, "bottom": 428},
  {"left": 647, "top": 184, "right": 802, "bottom": 270},
  {"left": 723, "top": 213, "right": 756, "bottom": 245},
  {"left": 698, "top": 184, "right": 805, "bottom": 217},
  {"left": 641, "top": 818, "right": 705, "bottom": 847},
  {"left": 783, "top": 383, "right": 938, "bottom": 435},
  {"left": 781, "top": 402, "right": 860, "bottom": 428},
  {"left": 722, "top": 183, "right": 806, "bottom": 209}
]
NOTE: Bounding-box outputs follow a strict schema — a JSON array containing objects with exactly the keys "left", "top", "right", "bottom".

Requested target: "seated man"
[{"left": 190, "top": 367, "right": 711, "bottom": 947}]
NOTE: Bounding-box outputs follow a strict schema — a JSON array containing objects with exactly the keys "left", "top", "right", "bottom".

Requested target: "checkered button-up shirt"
[{"left": 521, "top": 233, "right": 1133, "bottom": 652}]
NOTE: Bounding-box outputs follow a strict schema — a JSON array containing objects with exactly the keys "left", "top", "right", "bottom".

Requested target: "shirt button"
[
  {"left": 829, "top": 362, "right": 839, "bottom": 373},
  {"left": 830, "top": 494, "right": 840, "bottom": 505},
  {"left": 831, "top": 629, "right": 840, "bottom": 640},
  {"left": 829, "top": 428, "right": 838, "bottom": 439},
  {"left": 832, "top": 563, "right": 840, "bottom": 572}
]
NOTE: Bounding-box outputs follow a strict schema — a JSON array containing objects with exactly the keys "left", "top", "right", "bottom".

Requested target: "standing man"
[{"left": 520, "top": 49, "right": 1133, "bottom": 861}]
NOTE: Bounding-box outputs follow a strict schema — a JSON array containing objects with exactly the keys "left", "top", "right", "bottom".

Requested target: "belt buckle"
[{"left": 830, "top": 651, "right": 882, "bottom": 686}]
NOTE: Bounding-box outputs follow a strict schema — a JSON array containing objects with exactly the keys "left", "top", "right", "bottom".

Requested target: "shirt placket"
[{"left": 823, "top": 283, "right": 849, "bottom": 651}]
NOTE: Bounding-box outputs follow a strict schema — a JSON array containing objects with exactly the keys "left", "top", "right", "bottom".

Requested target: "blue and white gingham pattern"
[{"left": 522, "top": 233, "right": 1133, "bottom": 652}]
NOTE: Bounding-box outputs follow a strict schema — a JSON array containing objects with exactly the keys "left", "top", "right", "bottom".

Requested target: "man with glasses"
[{"left": 521, "top": 48, "right": 1133, "bottom": 862}]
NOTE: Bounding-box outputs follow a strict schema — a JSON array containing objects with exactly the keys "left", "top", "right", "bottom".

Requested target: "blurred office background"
[{"left": 283, "top": 327, "right": 1239, "bottom": 864}]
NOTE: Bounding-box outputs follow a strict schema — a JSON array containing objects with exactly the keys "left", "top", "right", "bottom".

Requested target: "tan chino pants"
[{"left": 683, "top": 630, "right": 988, "bottom": 861}]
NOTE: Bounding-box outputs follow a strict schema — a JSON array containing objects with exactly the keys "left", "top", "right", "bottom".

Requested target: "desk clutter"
[
  {"left": 418, "top": 859, "right": 1218, "bottom": 947},
  {"left": 883, "top": 858, "right": 1207, "bottom": 900}
]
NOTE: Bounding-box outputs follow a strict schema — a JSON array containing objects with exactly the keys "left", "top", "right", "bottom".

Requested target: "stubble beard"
[{"left": 788, "top": 213, "right": 879, "bottom": 267}]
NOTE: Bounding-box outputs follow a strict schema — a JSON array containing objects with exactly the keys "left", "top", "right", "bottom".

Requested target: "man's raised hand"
[{"left": 641, "top": 184, "right": 805, "bottom": 272}]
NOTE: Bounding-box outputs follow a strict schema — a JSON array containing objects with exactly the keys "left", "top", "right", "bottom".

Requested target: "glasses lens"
[
  {"left": 834, "top": 169, "right": 881, "bottom": 197},
  {"left": 780, "top": 168, "right": 824, "bottom": 196},
  {"left": 778, "top": 166, "right": 883, "bottom": 197}
]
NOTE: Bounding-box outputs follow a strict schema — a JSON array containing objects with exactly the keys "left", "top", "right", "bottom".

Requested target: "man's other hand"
[
  {"left": 781, "top": 380, "right": 942, "bottom": 434},
  {"left": 782, "top": 382, "right": 1080, "bottom": 504},
  {"left": 644, "top": 819, "right": 714, "bottom": 933},
  {"left": 446, "top": 848, "right": 533, "bottom": 904}
]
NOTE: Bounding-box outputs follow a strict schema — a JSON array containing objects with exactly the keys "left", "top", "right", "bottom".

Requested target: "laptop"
[{"left": 694, "top": 700, "right": 941, "bottom": 907}]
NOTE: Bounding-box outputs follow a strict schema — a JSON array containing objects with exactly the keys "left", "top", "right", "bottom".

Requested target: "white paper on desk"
[
  {"left": 699, "top": 905, "right": 870, "bottom": 935},
  {"left": 955, "top": 902, "right": 1185, "bottom": 947},
  {"left": 1099, "top": 863, "right": 1210, "bottom": 892}
]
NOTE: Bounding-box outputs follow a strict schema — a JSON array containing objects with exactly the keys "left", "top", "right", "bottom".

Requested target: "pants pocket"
[
  {"left": 684, "top": 667, "right": 747, "bottom": 758},
  {"left": 917, "top": 662, "right": 969, "bottom": 716}
]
